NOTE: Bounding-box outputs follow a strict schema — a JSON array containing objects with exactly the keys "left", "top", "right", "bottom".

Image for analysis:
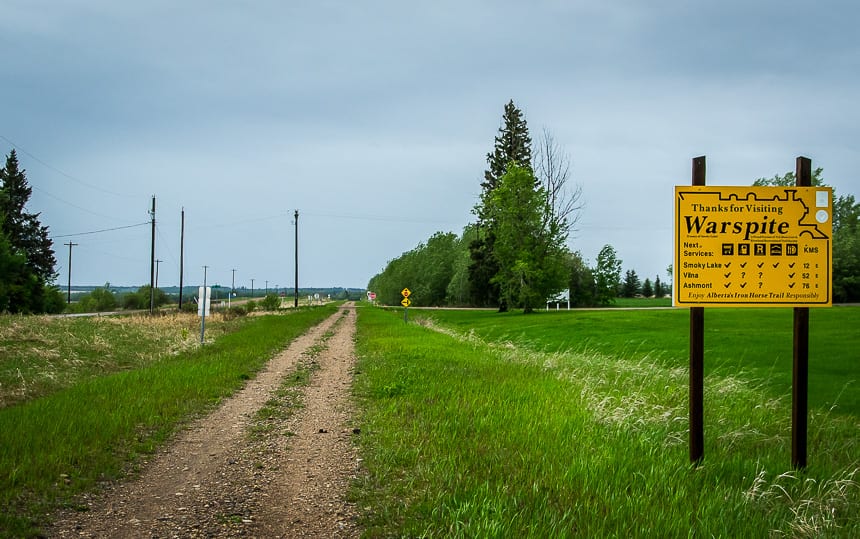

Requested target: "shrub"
[
  {"left": 122, "top": 286, "right": 170, "bottom": 310},
  {"left": 43, "top": 286, "right": 67, "bottom": 314},
  {"left": 224, "top": 305, "right": 248, "bottom": 319},
  {"left": 70, "top": 285, "right": 118, "bottom": 313},
  {"left": 260, "top": 294, "right": 281, "bottom": 311}
]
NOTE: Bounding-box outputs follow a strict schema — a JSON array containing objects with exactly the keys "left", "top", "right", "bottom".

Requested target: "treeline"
[
  {"left": 368, "top": 229, "right": 669, "bottom": 308},
  {"left": 65, "top": 285, "right": 171, "bottom": 314},
  {"left": 65, "top": 285, "right": 359, "bottom": 315}
]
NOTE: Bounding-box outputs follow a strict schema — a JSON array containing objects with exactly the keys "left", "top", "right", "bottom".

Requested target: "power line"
[
  {"left": 0, "top": 134, "right": 140, "bottom": 198},
  {"left": 31, "top": 185, "right": 128, "bottom": 222},
  {"left": 155, "top": 224, "right": 178, "bottom": 266},
  {"left": 52, "top": 221, "right": 150, "bottom": 239},
  {"left": 303, "top": 211, "right": 463, "bottom": 226}
]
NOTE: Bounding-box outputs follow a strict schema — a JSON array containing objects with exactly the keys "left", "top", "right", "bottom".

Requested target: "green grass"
[
  {"left": 418, "top": 306, "right": 860, "bottom": 416},
  {"left": 0, "top": 305, "right": 337, "bottom": 538},
  {"left": 352, "top": 305, "right": 860, "bottom": 537}
]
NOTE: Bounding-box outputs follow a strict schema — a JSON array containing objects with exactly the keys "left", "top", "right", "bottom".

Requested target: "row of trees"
[
  {"left": 0, "top": 150, "right": 64, "bottom": 313},
  {"left": 367, "top": 227, "right": 669, "bottom": 308},
  {"left": 66, "top": 284, "right": 171, "bottom": 314}
]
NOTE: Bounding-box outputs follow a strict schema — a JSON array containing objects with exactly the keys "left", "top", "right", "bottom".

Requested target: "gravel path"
[{"left": 50, "top": 303, "right": 361, "bottom": 538}]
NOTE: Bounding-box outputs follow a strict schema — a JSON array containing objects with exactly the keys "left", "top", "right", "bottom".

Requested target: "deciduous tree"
[
  {"left": 567, "top": 250, "right": 597, "bottom": 307},
  {"left": 832, "top": 193, "right": 860, "bottom": 301},
  {"left": 753, "top": 168, "right": 859, "bottom": 302},
  {"left": 595, "top": 245, "right": 622, "bottom": 305},
  {"left": 483, "top": 164, "right": 568, "bottom": 313},
  {"left": 534, "top": 128, "right": 582, "bottom": 235},
  {"left": 367, "top": 231, "right": 466, "bottom": 307}
]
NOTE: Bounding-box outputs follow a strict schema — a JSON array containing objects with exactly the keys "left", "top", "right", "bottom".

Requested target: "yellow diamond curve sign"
[
  {"left": 401, "top": 297, "right": 411, "bottom": 307},
  {"left": 674, "top": 186, "right": 832, "bottom": 307}
]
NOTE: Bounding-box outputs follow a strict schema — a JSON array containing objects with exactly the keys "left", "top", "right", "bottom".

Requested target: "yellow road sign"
[
  {"left": 674, "top": 186, "right": 832, "bottom": 307},
  {"left": 401, "top": 297, "right": 411, "bottom": 307},
  {"left": 401, "top": 287, "right": 411, "bottom": 298}
]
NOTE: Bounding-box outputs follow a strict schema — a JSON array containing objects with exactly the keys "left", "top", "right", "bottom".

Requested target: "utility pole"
[
  {"left": 64, "top": 242, "right": 78, "bottom": 304},
  {"left": 155, "top": 259, "right": 162, "bottom": 289},
  {"left": 265, "top": 280, "right": 268, "bottom": 296},
  {"left": 149, "top": 196, "right": 156, "bottom": 314},
  {"left": 231, "top": 268, "right": 236, "bottom": 307},
  {"left": 294, "top": 209, "right": 299, "bottom": 308},
  {"left": 251, "top": 278, "right": 255, "bottom": 298},
  {"left": 179, "top": 207, "right": 185, "bottom": 309},
  {"left": 201, "top": 265, "right": 208, "bottom": 344}
]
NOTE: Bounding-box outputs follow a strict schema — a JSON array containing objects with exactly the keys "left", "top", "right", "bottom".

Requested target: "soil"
[{"left": 49, "top": 302, "right": 362, "bottom": 538}]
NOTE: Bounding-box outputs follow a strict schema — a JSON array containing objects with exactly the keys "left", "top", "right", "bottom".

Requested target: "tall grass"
[
  {"left": 352, "top": 306, "right": 859, "bottom": 537},
  {"left": 0, "top": 305, "right": 337, "bottom": 537},
  {"left": 0, "top": 312, "right": 237, "bottom": 408}
]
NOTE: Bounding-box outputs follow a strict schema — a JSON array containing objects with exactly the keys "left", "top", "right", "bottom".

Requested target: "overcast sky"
[{"left": 2, "top": 1, "right": 858, "bottom": 291}]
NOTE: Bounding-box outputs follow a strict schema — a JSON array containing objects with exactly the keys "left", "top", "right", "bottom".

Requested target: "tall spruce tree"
[
  {"left": 481, "top": 100, "right": 533, "bottom": 193},
  {"left": 0, "top": 150, "right": 59, "bottom": 312},
  {"left": 469, "top": 100, "right": 533, "bottom": 309}
]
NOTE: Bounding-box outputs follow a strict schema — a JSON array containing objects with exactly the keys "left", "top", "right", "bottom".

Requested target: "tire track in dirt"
[{"left": 51, "top": 303, "right": 361, "bottom": 538}]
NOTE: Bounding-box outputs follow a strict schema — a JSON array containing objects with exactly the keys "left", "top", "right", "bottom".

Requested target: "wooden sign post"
[{"left": 675, "top": 156, "right": 832, "bottom": 468}]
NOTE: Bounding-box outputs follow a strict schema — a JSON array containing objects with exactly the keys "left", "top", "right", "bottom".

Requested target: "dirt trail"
[{"left": 51, "top": 303, "right": 361, "bottom": 538}]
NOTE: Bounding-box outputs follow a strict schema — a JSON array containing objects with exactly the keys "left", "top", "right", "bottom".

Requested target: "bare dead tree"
[{"left": 533, "top": 127, "right": 583, "bottom": 240}]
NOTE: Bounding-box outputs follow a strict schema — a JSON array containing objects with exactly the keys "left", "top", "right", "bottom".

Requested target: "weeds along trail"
[{"left": 50, "top": 303, "right": 361, "bottom": 538}]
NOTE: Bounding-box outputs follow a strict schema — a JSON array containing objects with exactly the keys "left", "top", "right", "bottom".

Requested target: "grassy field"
[
  {"left": 0, "top": 305, "right": 337, "bottom": 537},
  {"left": 420, "top": 306, "right": 860, "bottom": 416},
  {"left": 352, "top": 305, "right": 859, "bottom": 537}
]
